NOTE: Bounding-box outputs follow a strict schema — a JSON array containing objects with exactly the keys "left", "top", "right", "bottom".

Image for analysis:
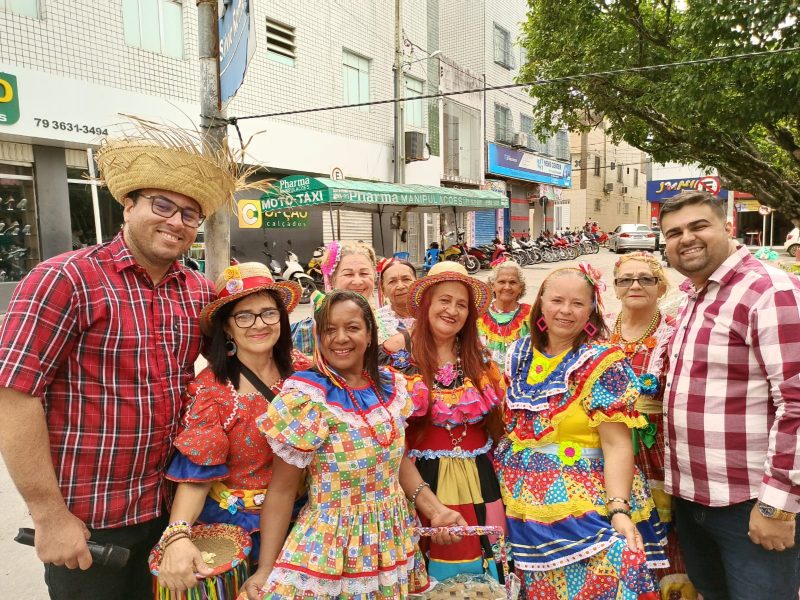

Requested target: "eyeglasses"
[
  {"left": 614, "top": 276, "right": 659, "bottom": 287},
  {"left": 139, "top": 194, "right": 205, "bottom": 228},
  {"left": 230, "top": 309, "right": 281, "bottom": 328}
]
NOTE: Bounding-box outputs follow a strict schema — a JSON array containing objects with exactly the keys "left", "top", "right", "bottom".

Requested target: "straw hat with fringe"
[
  {"left": 200, "top": 263, "right": 301, "bottom": 336},
  {"left": 409, "top": 261, "right": 491, "bottom": 315},
  {"left": 95, "top": 116, "right": 270, "bottom": 217}
]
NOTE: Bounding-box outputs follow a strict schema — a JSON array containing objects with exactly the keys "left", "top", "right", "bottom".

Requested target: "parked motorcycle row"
[{"left": 212, "top": 229, "right": 602, "bottom": 305}]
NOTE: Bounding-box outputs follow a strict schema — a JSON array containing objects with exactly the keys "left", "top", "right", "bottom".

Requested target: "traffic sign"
[
  {"left": 330, "top": 167, "right": 345, "bottom": 181},
  {"left": 758, "top": 205, "right": 772, "bottom": 216}
]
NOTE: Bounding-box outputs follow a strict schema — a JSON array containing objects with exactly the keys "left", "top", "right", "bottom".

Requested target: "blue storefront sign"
[
  {"left": 647, "top": 175, "right": 728, "bottom": 202},
  {"left": 219, "top": 0, "right": 256, "bottom": 105},
  {"left": 487, "top": 143, "right": 571, "bottom": 187}
]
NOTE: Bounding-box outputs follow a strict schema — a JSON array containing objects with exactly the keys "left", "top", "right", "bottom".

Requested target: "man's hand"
[
  {"left": 748, "top": 504, "right": 796, "bottom": 551},
  {"left": 32, "top": 506, "right": 92, "bottom": 569}
]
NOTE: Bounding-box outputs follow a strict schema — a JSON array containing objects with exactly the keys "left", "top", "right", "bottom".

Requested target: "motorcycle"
[
  {"left": 489, "top": 238, "right": 511, "bottom": 266},
  {"left": 284, "top": 241, "right": 317, "bottom": 304},
  {"left": 306, "top": 245, "right": 325, "bottom": 288},
  {"left": 442, "top": 230, "right": 480, "bottom": 274}
]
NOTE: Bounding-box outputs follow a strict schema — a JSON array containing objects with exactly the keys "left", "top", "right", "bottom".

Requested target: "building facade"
[{"left": 562, "top": 124, "right": 650, "bottom": 234}]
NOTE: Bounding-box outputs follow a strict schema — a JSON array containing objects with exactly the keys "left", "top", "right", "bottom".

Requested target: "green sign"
[
  {"left": 262, "top": 175, "right": 508, "bottom": 212},
  {"left": 262, "top": 209, "right": 309, "bottom": 228},
  {"left": 0, "top": 73, "right": 20, "bottom": 125}
]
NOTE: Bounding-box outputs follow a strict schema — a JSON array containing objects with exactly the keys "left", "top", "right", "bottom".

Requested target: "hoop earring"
[
  {"left": 535, "top": 317, "right": 548, "bottom": 332},
  {"left": 583, "top": 322, "right": 598, "bottom": 338},
  {"left": 225, "top": 337, "right": 237, "bottom": 357}
]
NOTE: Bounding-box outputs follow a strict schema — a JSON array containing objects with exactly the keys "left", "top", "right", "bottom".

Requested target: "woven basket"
[
  {"left": 411, "top": 526, "right": 519, "bottom": 600},
  {"left": 149, "top": 523, "right": 252, "bottom": 600}
]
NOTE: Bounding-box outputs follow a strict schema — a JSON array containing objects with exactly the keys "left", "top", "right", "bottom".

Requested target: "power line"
[{"left": 224, "top": 46, "right": 800, "bottom": 123}]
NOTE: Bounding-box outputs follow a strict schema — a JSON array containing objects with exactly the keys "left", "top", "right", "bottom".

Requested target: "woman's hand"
[
  {"left": 382, "top": 332, "right": 407, "bottom": 353},
  {"left": 157, "top": 537, "right": 214, "bottom": 594},
  {"left": 428, "top": 507, "right": 468, "bottom": 545},
  {"left": 241, "top": 567, "right": 271, "bottom": 600},
  {"left": 610, "top": 512, "right": 643, "bottom": 552}
]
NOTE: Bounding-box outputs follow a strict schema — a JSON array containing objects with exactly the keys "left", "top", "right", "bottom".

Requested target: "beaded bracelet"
[
  {"left": 606, "top": 497, "right": 630, "bottom": 507},
  {"left": 409, "top": 481, "right": 431, "bottom": 506},
  {"left": 159, "top": 521, "right": 192, "bottom": 546},
  {"left": 607, "top": 507, "right": 632, "bottom": 521},
  {"left": 161, "top": 533, "right": 190, "bottom": 552}
]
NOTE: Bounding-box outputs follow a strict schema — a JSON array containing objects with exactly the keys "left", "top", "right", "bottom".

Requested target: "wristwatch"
[{"left": 757, "top": 501, "right": 797, "bottom": 522}]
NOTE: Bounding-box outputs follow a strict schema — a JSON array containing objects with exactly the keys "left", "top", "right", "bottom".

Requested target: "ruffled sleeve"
[
  {"left": 405, "top": 373, "right": 431, "bottom": 419},
  {"left": 171, "top": 373, "right": 236, "bottom": 474},
  {"left": 580, "top": 347, "right": 646, "bottom": 429},
  {"left": 290, "top": 348, "right": 314, "bottom": 372},
  {"left": 257, "top": 386, "right": 330, "bottom": 468}
]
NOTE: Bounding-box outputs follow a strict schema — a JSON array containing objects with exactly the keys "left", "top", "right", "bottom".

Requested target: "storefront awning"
[{"left": 261, "top": 175, "right": 508, "bottom": 213}]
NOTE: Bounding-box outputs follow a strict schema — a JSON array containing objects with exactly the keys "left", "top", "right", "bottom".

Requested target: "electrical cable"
[{"left": 213, "top": 46, "right": 800, "bottom": 123}]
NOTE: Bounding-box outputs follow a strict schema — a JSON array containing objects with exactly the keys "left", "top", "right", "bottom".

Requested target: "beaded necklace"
[
  {"left": 433, "top": 349, "right": 469, "bottom": 451},
  {"left": 610, "top": 311, "right": 660, "bottom": 356},
  {"left": 332, "top": 371, "right": 398, "bottom": 449}
]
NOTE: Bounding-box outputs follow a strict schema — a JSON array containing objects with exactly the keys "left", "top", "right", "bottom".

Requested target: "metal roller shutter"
[
  {"left": 322, "top": 209, "right": 373, "bottom": 246},
  {"left": 473, "top": 210, "right": 497, "bottom": 245}
]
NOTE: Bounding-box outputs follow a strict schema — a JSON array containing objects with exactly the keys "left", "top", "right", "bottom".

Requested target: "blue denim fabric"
[{"left": 674, "top": 498, "right": 800, "bottom": 600}]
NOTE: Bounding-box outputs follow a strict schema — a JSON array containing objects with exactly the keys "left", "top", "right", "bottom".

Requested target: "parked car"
[
  {"left": 785, "top": 227, "right": 800, "bottom": 256},
  {"left": 608, "top": 224, "right": 658, "bottom": 253}
]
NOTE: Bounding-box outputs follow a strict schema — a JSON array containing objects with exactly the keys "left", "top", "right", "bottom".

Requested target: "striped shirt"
[
  {"left": 0, "top": 233, "right": 214, "bottom": 528},
  {"left": 664, "top": 245, "right": 800, "bottom": 512}
]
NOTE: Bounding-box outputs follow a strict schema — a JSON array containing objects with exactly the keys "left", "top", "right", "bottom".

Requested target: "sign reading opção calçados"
[{"left": 0, "top": 72, "right": 20, "bottom": 125}]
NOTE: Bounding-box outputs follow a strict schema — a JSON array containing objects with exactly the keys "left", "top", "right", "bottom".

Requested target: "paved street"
[{"left": 0, "top": 247, "right": 786, "bottom": 597}]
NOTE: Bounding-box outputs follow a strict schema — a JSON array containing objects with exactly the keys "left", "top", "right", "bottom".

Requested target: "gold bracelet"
[{"left": 606, "top": 496, "right": 631, "bottom": 507}]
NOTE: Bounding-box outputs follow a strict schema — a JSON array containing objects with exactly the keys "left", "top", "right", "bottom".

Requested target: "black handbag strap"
[{"left": 237, "top": 361, "right": 276, "bottom": 402}]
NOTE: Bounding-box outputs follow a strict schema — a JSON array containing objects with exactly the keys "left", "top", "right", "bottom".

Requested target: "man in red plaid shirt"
[
  {"left": 661, "top": 190, "right": 800, "bottom": 599},
  {"left": 0, "top": 123, "right": 249, "bottom": 599}
]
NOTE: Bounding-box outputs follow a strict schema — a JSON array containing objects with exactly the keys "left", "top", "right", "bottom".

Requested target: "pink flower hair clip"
[
  {"left": 320, "top": 240, "right": 342, "bottom": 292},
  {"left": 578, "top": 262, "right": 606, "bottom": 310}
]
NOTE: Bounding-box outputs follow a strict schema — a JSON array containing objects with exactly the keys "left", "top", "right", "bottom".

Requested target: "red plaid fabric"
[
  {"left": 665, "top": 246, "right": 800, "bottom": 513},
  {"left": 0, "top": 233, "right": 214, "bottom": 528}
]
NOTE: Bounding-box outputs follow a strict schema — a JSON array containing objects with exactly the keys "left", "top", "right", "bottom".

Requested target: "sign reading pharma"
[
  {"left": 0, "top": 72, "right": 20, "bottom": 124},
  {"left": 646, "top": 175, "right": 729, "bottom": 202},
  {"left": 487, "top": 143, "right": 571, "bottom": 187},
  {"left": 219, "top": 0, "right": 256, "bottom": 105}
]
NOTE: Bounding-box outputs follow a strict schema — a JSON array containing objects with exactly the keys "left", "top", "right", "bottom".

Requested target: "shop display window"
[
  {"left": 0, "top": 163, "right": 39, "bottom": 283},
  {"left": 67, "top": 167, "right": 123, "bottom": 245}
]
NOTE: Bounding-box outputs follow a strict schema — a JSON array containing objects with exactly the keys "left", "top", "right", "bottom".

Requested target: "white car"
[
  {"left": 785, "top": 228, "right": 799, "bottom": 256},
  {"left": 608, "top": 224, "right": 658, "bottom": 253}
]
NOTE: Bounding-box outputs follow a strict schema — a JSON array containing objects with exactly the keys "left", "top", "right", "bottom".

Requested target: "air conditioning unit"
[
  {"left": 512, "top": 132, "right": 529, "bottom": 148},
  {"left": 604, "top": 183, "right": 614, "bottom": 193},
  {"left": 405, "top": 131, "right": 426, "bottom": 162},
  {"left": 621, "top": 186, "right": 628, "bottom": 194}
]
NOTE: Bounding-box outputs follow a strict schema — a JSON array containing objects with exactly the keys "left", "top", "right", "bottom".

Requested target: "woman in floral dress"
[
  {"left": 609, "top": 252, "right": 696, "bottom": 600},
  {"left": 477, "top": 260, "right": 531, "bottom": 368},
  {"left": 157, "top": 263, "right": 310, "bottom": 594},
  {"left": 382, "top": 261, "right": 505, "bottom": 583},
  {"left": 496, "top": 265, "right": 667, "bottom": 599},
  {"left": 242, "top": 290, "right": 462, "bottom": 600}
]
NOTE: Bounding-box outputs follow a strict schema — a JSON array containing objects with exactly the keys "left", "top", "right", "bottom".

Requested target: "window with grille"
[
  {"left": 1, "top": 0, "right": 38, "bottom": 18},
  {"left": 623, "top": 202, "right": 630, "bottom": 215},
  {"left": 405, "top": 77, "right": 423, "bottom": 128},
  {"left": 343, "top": 50, "right": 370, "bottom": 111},
  {"left": 266, "top": 18, "right": 296, "bottom": 66},
  {"left": 617, "top": 164, "right": 623, "bottom": 182},
  {"left": 555, "top": 130, "right": 569, "bottom": 160},
  {"left": 493, "top": 24, "right": 512, "bottom": 69},
  {"left": 594, "top": 198, "right": 601, "bottom": 211},
  {"left": 594, "top": 156, "right": 601, "bottom": 176},
  {"left": 122, "top": 0, "right": 184, "bottom": 59},
  {"left": 494, "top": 105, "right": 512, "bottom": 144},
  {"left": 520, "top": 115, "right": 533, "bottom": 149},
  {"left": 634, "top": 168, "right": 639, "bottom": 186}
]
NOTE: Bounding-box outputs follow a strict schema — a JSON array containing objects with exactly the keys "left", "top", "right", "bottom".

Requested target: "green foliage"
[{"left": 519, "top": 0, "right": 800, "bottom": 217}]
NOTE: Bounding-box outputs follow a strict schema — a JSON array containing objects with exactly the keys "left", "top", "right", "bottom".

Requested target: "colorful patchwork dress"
[
  {"left": 255, "top": 368, "right": 426, "bottom": 599},
  {"left": 495, "top": 337, "right": 667, "bottom": 599},
  {"left": 383, "top": 344, "right": 505, "bottom": 583},
  {"left": 166, "top": 351, "right": 312, "bottom": 557},
  {"left": 477, "top": 302, "right": 532, "bottom": 368},
  {"left": 609, "top": 312, "right": 696, "bottom": 599}
]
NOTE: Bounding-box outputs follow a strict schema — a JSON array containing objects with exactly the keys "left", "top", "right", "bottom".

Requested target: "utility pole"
[
  {"left": 197, "top": 0, "right": 229, "bottom": 282},
  {"left": 393, "top": 0, "right": 405, "bottom": 184}
]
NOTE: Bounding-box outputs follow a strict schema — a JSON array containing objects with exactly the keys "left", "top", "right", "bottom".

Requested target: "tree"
[{"left": 519, "top": 0, "right": 800, "bottom": 217}]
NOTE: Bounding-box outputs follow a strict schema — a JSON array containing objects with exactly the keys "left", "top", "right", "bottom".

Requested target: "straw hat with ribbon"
[
  {"left": 409, "top": 261, "right": 491, "bottom": 315},
  {"left": 95, "top": 116, "right": 271, "bottom": 217},
  {"left": 200, "top": 263, "right": 301, "bottom": 336}
]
